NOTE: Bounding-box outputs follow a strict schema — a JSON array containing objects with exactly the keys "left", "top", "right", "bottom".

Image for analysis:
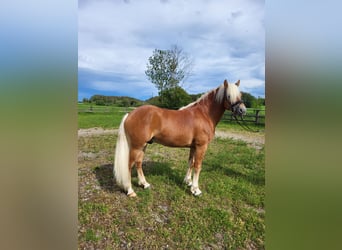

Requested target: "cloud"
[
  {"left": 79, "top": 68, "right": 158, "bottom": 100},
  {"left": 89, "top": 80, "right": 155, "bottom": 96},
  {"left": 78, "top": 0, "right": 264, "bottom": 100}
]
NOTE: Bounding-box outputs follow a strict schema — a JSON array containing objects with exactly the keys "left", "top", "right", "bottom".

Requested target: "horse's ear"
[
  {"left": 235, "top": 80, "right": 240, "bottom": 87},
  {"left": 224, "top": 79, "right": 228, "bottom": 88}
]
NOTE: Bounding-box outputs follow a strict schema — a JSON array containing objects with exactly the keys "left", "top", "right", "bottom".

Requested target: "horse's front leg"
[
  {"left": 190, "top": 144, "right": 207, "bottom": 196},
  {"left": 184, "top": 147, "right": 195, "bottom": 186}
]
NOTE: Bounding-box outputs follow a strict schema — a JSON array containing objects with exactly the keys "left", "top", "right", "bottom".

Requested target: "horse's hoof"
[
  {"left": 139, "top": 182, "right": 151, "bottom": 189},
  {"left": 185, "top": 181, "right": 192, "bottom": 187},
  {"left": 184, "top": 179, "right": 192, "bottom": 187},
  {"left": 127, "top": 191, "right": 137, "bottom": 197},
  {"left": 193, "top": 190, "right": 202, "bottom": 197},
  {"left": 190, "top": 187, "right": 202, "bottom": 196}
]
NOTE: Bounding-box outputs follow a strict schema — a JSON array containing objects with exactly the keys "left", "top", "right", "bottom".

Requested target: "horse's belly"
[{"left": 153, "top": 133, "right": 192, "bottom": 147}]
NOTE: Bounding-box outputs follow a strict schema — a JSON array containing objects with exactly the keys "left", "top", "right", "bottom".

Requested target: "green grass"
[
  {"left": 78, "top": 106, "right": 136, "bottom": 129},
  {"left": 78, "top": 112, "right": 122, "bottom": 129},
  {"left": 78, "top": 133, "right": 265, "bottom": 249}
]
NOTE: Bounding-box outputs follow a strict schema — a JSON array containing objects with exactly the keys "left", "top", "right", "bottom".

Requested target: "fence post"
[{"left": 255, "top": 110, "right": 260, "bottom": 124}]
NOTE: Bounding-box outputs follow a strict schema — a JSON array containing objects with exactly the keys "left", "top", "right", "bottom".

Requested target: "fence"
[
  {"left": 221, "top": 109, "right": 265, "bottom": 125},
  {"left": 78, "top": 105, "right": 265, "bottom": 125},
  {"left": 78, "top": 106, "right": 134, "bottom": 113}
]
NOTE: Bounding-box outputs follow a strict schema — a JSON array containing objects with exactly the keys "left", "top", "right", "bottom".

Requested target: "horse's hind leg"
[
  {"left": 126, "top": 152, "right": 137, "bottom": 197},
  {"left": 184, "top": 147, "right": 195, "bottom": 186},
  {"left": 125, "top": 159, "right": 136, "bottom": 197},
  {"left": 131, "top": 148, "right": 150, "bottom": 189},
  {"left": 190, "top": 144, "right": 208, "bottom": 196}
]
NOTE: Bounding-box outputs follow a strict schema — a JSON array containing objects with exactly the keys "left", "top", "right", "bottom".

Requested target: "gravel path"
[
  {"left": 214, "top": 130, "right": 264, "bottom": 149},
  {"left": 78, "top": 127, "right": 117, "bottom": 137}
]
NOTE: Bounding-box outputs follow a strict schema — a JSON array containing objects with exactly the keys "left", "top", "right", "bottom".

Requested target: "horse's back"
[
  {"left": 126, "top": 105, "right": 186, "bottom": 123},
  {"left": 126, "top": 105, "right": 163, "bottom": 127},
  {"left": 124, "top": 104, "right": 213, "bottom": 148}
]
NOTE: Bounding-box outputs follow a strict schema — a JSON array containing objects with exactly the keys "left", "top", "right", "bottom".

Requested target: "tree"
[
  {"left": 256, "top": 97, "right": 265, "bottom": 108},
  {"left": 120, "top": 98, "right": 130, "bottom": 108},
  {"left": 145, "top": 45, "right": 193, "bottom": 107},
  {"left": 241, "top": 92, "right": 256, "bottom": 108},
  {"left": 159, "top": 86, "right": 192, "bottom": 109},
  {"left": 95, "top": 99, "right": 105, "bottom": 106}
]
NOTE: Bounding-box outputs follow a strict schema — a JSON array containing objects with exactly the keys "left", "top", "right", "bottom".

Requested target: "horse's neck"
[{"left": 201, "top": 92, "right": 226, "bottom": 127}]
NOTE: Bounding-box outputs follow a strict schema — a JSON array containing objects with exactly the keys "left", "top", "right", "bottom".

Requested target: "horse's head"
[{"left": 223, "top": 79, "right": 247, "bottom": 116}]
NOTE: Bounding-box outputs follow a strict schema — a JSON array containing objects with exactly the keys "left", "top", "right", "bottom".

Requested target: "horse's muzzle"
[
  {"left": 237, "top": 105, "right": 247, "bottom": 116},
  {"left": 232, "top": 102, "right": 246, "bottom": 116}
]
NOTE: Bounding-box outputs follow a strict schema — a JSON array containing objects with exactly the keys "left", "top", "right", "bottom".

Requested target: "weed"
[{"left": 84, "top": 229, "right": 99, "bottom": 242}]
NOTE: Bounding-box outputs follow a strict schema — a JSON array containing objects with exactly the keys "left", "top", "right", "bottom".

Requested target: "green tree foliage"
[
  {"left": 120, "top": 98, "right": 130, "bottom": 107},
  {"left": 145, "top": 45, "right": 193, "bottom": 108},
  {"left": 159, "top": 86, "right": 192, "bottom": 109},
  {"left": 146, "top": 87, "right": 192, "bottom": 109},
  {"left": 89, "top": 95, "right": 143, "bottom": 107},
  {"left": 189, "top": 93, "right": 203, "bottom": 102},
  {"left": 241, "top": 92, "right": 266, "bottom": 109},
  {"left": 145, "top": 96, "right": 162, "bottom": 107},
  {"left": 256, "top": 97, "right": 265, "bottom": 108},
  {"left": 145, "top": 45, "right": 193, "bottom": 92},
  {"left": 241, "top": 91, "right": 256, "bottom": 108}
]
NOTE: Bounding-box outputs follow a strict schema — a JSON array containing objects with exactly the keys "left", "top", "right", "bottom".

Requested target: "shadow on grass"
[
  {"left": 143, "top": 161, "right": 184, "bottom": 186},
  {"left": 93, "top": 164, "right": 119, "bottom": 193},
  {"left": 205, "top": 163, "right": 264, "bottom": 186},
  {"left": 94, "top": 161, "right": 184, "bottom": 193},
  {"left": 224, "top": 168, "right": 264, "bottom": 186}
]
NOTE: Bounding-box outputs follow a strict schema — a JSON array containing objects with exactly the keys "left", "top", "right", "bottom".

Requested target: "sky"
[{"left": 78, "top": 0, "right": 264, "bottom": 101}]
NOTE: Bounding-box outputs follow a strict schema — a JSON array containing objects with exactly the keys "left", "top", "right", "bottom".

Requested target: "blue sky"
[{"left": 78, "top": 0, "right": 264, "bottom": 101}]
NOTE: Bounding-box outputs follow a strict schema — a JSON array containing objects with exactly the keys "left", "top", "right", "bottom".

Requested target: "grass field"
[
  {"left": 78, "top": 133, "right": 265, "bottom": 249},
  {"left": 78, "top": 103, "right": 265, "bottom": 248}
]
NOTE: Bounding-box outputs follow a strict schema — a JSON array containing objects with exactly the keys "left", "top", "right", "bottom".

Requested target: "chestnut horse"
[{"left": 114, "top": 79, "right": 246, "bottom": 197}]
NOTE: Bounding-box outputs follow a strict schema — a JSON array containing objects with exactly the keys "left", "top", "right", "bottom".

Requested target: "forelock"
[
  {"left": 215, "top": 83, "right": 241, "bottom": 104},
  {"left": 227, "top": 84, "right": 240, "bottom": 103}
]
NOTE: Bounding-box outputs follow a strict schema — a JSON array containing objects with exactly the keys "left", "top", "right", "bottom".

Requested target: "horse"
[{"left": 114, "top": 79, "right": 246, "bottom": 197}]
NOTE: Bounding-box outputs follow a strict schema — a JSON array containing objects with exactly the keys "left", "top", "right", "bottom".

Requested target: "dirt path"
[
  {"left": 214, "top": 130, "right": 264, "bottom": 149},
  {"left": 78, "top": 127, "right": 117, "bottom": 137},
  {"left": 78, "top": 127, "right": 264, "bottom": 149}
]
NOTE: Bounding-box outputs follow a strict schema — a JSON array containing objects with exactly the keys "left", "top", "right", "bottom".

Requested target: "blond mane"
[
  {"left": 180, "top": 82, "right": 240, "bottom": 110},
  {"left": 179, "top": 90, "right": 212, "bottom": 110}
]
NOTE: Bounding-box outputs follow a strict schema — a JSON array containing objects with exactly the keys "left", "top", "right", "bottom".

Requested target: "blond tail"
[{"left": 114, "top": 113, "right": 133, "bottom": 194}]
